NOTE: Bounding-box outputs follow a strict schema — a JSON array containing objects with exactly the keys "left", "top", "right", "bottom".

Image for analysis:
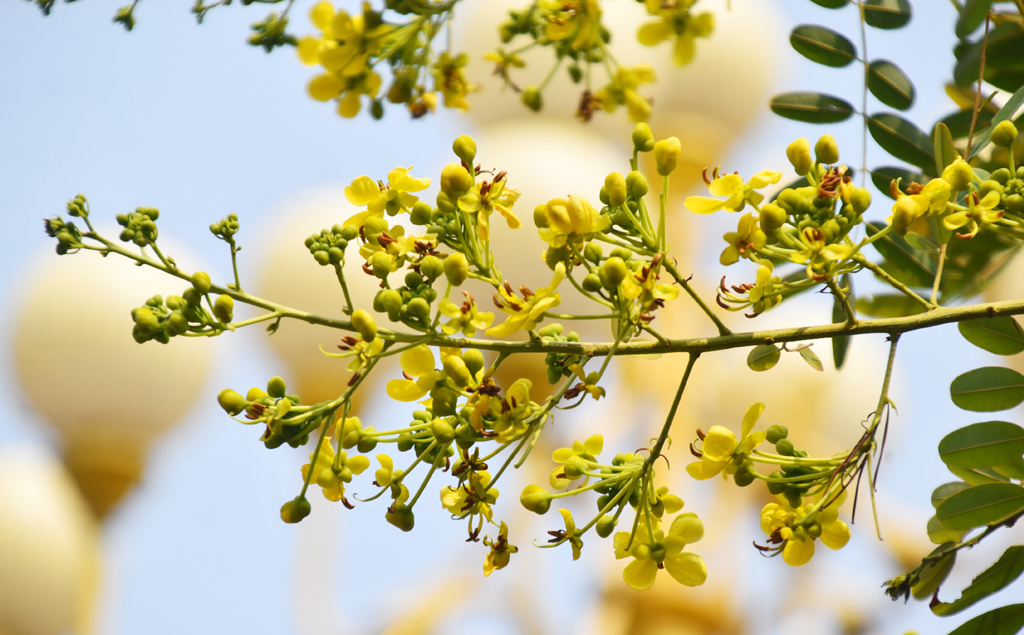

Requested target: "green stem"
[
  {"left": 854, "top": 256, "right": 935, "bottom": 310},
  {"left": 930, "top": 243, "right": 947, "bottom": 306},
  {"left": 663, "top": 259, "right": 731, "bottom": 335}
]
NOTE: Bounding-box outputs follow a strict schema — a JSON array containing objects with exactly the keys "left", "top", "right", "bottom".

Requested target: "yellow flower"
[
  {"left": 760, "top": 493, "right": 850, "bottom": 566},
  {"left": 555, "top": 509, "right": 585, "bottom": 560},
  {"left": 790, "top": 226, "right": 851, "bottom": 278},
  {"left": 487, "top": 263, "right": 564, "bottom": 337},
  {"left": 685, "top": 170, "right": 782, "bottom": 215},
  {"left": 301, "top": 435, "right": 371, "bottom": 503},
  {"left": 943, "top": 190, "right": 1003, "bottom": 238},
  {"left": 344, "top": 166, "right": 431, "bottom": 220},
  {"left": 320, "top": 334, "right": 384, "bottom": 373},
  {"left": 386, "top": 344, "right": 444, "bottom": 402},
  {"left": 542, "top": 0, "right": 603, "bottom": 51},
  {"left": 491, "top": 378, "right": 534, "bottom": 443},
  {"left": 483, "top": 521, "right": 518, "bottom": 576},
  {"left": 441, "top": 470, "right": 498, "bottom": 521},
  {"left": 439, "top": 291, "right": 494, "bottom": 337},
  {"left": 613, "top": 514, "right": 707, "bottom": 590},
  {"left": 484, "top": 48, "right": 526, "bottom": 90},
  {"left": 537, "top": 195, "right": 611, "bottom": 249},
  {"left": 747, "top": 261, "right": 783, "bottom": 314},
  {"left": 686, "top": 402, "right": 767, "bottom": 480},
  {"left": 637, "top": 0, "right": 714, "bottom": 66},
  {"left": 458, "top": 173, "right": 521, "bottom": 241},
  {"left": 720, "top": 213, "right": 766, "bottom": 266},
  {"left": 596, "top": 65, "right": 657, "bottom": 122},
  {"left": 432, "top": 51, "right": 477, "bottom": 111},
  {"left": 550, "top": 434, "right": 603, "bottom": 490},
  {"left": 886, "top": 178, "right": 952, "bottom": 235}
]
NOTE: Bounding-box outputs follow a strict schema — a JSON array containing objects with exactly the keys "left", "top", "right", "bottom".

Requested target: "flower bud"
[
  {"left": 521, "top": 86, "right": 543, "bottom": 112},
  {"left": 419, "top": 255, "right": 444, "bottom": 281},
  {"left": 891, "top": 196, "right": 919, "bottom": 236},
  {"left": 786, "top": 137, "right": 813, "bottom": 175},
  {"left": 280, "top": 496, "right": 311, "bottom": 524},
  {"left": 217, "top": 388, "right": 249, "bottom": 416},
  {"left": 632, "top": 122, "right": 655, "bottom": 152},
  {"left": 444, "top": 252, "right": 470, "bottom": 286},
  {"left": 191, "top": 271, "right": 212, "bottom": 294},
  {"left": 775, "top": 439, "right": 795, "bottom": 456},
  {"left": 440, "top": 163, "right": 474, "bottom": 197},
  {"left": 351, "top": 309, "right": 378, "bottom": 342},
  {"left": 653, "top": 137, "right": 682, "bottom": 175},
  {"left": 267, "top": 376, "right": 287, "bottom": 399},
  {"left": 991, "top": 120, "right": 1019, "bottom": 148},
  {"left": 385, "top": 503, "right": 415, "bottom": 532},
  {"left": 599, "top": 257, "right": 629, "bottom": 289},
  {"left": 765, "top": 424, "right": 789, "bottom": 444},
  {"left": 409, "top": 201, "right": 433, "bottom": 225},
  {"left": 463, "top": 349, "right": 485, "bottom": 376},
  {"left": 213, "top": 294, "right": 234, "bottom": 323},
  {"left": 431, "top": 419, "right": 456, "bottom": 444},
  {"left": 626, "top": 171, "right": 649, "bottom": 198},
  {"left": 443, "top": 355, "right": 473, "bottom": 388},
  {"left": 814, "top": 134, "right": 839, "bottom": 165},
  {"left": 604, "top": 172, "right": 627, "bottom": 207},
  {"left": 369, "top": 252, "right": 392, "bottom": 279},
  {"left": 595, "top": 514, "right": 617, "bottom": 538},
  {"left": 849, "top": 187, "right": 871, "bottom": 214},
  {"left": 520, "top": 484, "right": 552, "bottom": 514},
  {"left": 453, "top": 135, "right": 477, "bottom": 164},
  {"left": 942, "top": 158, "right": 975, "bottom": 191},
  {"left": 406, "top": 297, "right": 430, "bottom": 320},
  {"left": 758, "top": 203, "right": 787, "bottom": 240},
  {"left": 582, "top": 273, "right": 603, "bottom": 293},
  {"left": 583, "top": 242, "right": 603, "bottom": 264}
]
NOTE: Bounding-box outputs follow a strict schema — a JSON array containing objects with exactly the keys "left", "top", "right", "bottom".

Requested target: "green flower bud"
[
  {"left": 266, "top": 376, "right": 287, "bottom": 399},
  {"left": 599, "top": 257, "right": 629, "bottom": 289},
  {"left": 604, "top": 172, "right": 627, "bottom": 207},
  {"left": 351, "top": 309, "right": 378, "bottom": 342},
  {"left": 766, "top": 471, "right": 786, "bottom": 495},
  {"left": 409, "top": 201, "right": 433, "bottom": 225},
  {"left": 406, "top": 297, "right": 430, "bottom": 320},
  {"left": 533, "top": 204, "right": 549, "bottom": 228},
  {"left": 758, "top": 203, "right": 787, "bottom": 240},
  {"left": 765, "top": 424, "right": 789, "bottom": 444},
  {"left": 626, "top": 171, "right": 649, "bottom": 198},
  {"left": 280, "top": 496, "right": 311, "bottom": 524},
  {"left": 979, "top": 180, "right": 1004, "bottom": 198},
  {"left": 453, "top": 135, "right": 477, "bottom": 164},
  {"left": 582, "top": 273, "right": 603, "bottom": 293},
  {"left": 814, "top": 134, "right": 839, "bottom": 165},
  {"left": 419, "top": 255, "right": 444, "bottom": 281},
  {"left": 775, "top": 439, "right": 796, "bottom": 456},
  {"left": 806, "top": 521, "right": 823, "bottom": 539},
  {"left": 440, "top": 163, "right": 474, "bottom": 197},
  {"left": 341, "top": 225, "right": 358, "bottom": 241},
  {"left": 595, "top": 514, "right": 617, "bottom": 538},
  {"left": 849, "top": 187, "right": 871, "bottom": 214},
  {"left": 430, "top": 419, "right": 456, "bottom": 444},
  {"left": 992, "top": 168, "right": 1013, "bottom": 184},
  {"left": 786, "top": 137, "right": 813, "bottom": 175},
  {"left": 891, "top": 196, "right": 918, "bottom": 236},
  {"left": 328, "top": 247, "right": 344, "bottom": 265},
  {"left": 1005, "top": 194, "right": 1024, "bottom": 214},
  {"left": 444, "top": 252, "right": 469, "bottom": 286},
  {"left": 386, "top": 503, "right": 415, "bottom": 532},
  {"left": 520, "top": 484, "right": 552, "bottom": 514},
  {"left": 562, "top": 456, "right": 588, "bottom": 479},
  {"left": 583, "top": 242, "right": 603, "bottom": 264},
  {"left": 357, "top": 428, "right": 378, "bottom": 453},
  {"left": 653, "top": 137, "right": 682, "bottom": 176},
  {"left": 431, "top": 387, "right": 458, "bottom": 417},
  {"left": 217, "top": 388, "right": 249, "bottom": 416},
  {"left": 371, "top": 252, "right": 393, "bottom": 279},
  {"left": 213, "top": 294, "right": 234, "bottom": 323},
  {"left": 182, "top": 287, "right": 201, "bottom": 306},
  {"left": 442, "top": 355, "right": 473, "bottom": 388},
  {"left": 463, "top": 349, "right": 485, "bottom": 376},
  {"left": 379, "top": 289, "right": 403, "bottom": 313},
  {"left": 942, "top": 159, "right": 975, "bottom": 191},
  {"left": 191, "top": 271, "right": 212, "bottom": 294},
  {"left": 522, "top": 86, "right": 543, "bottom": 112},
  {"left": 991, "top": 120, "right": 1019, "bottom": 148},
  {"left": 609, "top": 247, "right": 633, "bottom": 261},
  {"left": 632, "top": 122, "right": 655, "bottom": 152},
  {"left": 313, "top": 250, "right": 330, "bottom": 266}
]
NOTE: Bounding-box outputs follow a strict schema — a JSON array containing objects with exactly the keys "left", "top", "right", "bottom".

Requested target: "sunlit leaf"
[
  {"left": 934, "top": 122, "right": 959, "bottom": 176},
  {"left": 927, "top": 515, "right": 966, "bottom": 544},
  {"left": 934, "top": 547, "right": 1024, "bottom": 617},
  {"left": 959, "top": 317, "right": 1024, "bottom": 355},
  {"left": 950, "top": 367, "right": 1024, "bottom": 412},
  {"left": 936, "top": 482, "right": 1024, "bottom": 530},
  {"left": 747, "top": 345, "right": 781, "bottom": 372},
  {"left": 798, "top": 346, "right": 823, "bottom": 372},
  {"left": 946, "top": 604, "right": 1024, "bottom": 635},
  {"left": 939, "top": 421, "right": 1024, "bottom": 469}
]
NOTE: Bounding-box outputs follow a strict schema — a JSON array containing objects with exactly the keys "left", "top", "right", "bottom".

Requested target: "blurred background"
[{"left": 1, "top": 1, "right": 1020, "bottom": 634}]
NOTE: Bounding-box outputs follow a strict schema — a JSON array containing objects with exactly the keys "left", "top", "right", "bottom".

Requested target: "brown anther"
[
  {"left": 689, "top": 442, "right": 703, "bottom": 458},
  {"left": 564, "top": 384, "right": 586, "bottom": 400},
  {"left": 494, "top": 170, "right": 507, "bottom": 182},
  {"left": 377, "top": 232, "right": 396, "bottom": 248},
  {"left": 348, "top": 372, "right": 360, "bottom": 387},
  {"left": 906, "top": 182, "right": 924, "bottom": 195},
  {"left": 466, "top": 527, "right": 481, "bottom": 542},
  {"left": 336, "top": 344, "right": 351, "bottom": 351},
  {"left": 702, "top": 168, "right": 713, "bottom": 185},
  {"left": 720, "top": 276, "right": 730, "bottom": 293},
  {"left": 377, "top": 179, "right": 388, "bottom": 193},
  {"left": 493, "top": 293, "right": 505, "bottom": 309},
  {"left": 520, "top": 285, "right": 534, "bottom": 298},
  {"left": 362, "top": 263, "right": 373, "bottom": 276},
  {"left": 716, "top": 295, "right": 731, "bottom": 309},
  {"left": 547, "top": 529, "right": 568, "bottom": 543},
  {"left": 403, "top": 371, "right": 413, "bottom": 380},
  {"left": 576, "top": 90, "right": 599, "bottom": 122},
  {"left": 342, "top": 496, "right": 355, "bottom": 510},
  {"left": 480, "top": 180, "right": 491, "bottom": 196},
  {"left": 503, "top": 280, "right": 515, "bottom": 295},
  {"left": 696, "top": 427, "right": 706, "bottom": 440},
  {"left": 342, "top": 335, "right": 358, "bottom": 346}
]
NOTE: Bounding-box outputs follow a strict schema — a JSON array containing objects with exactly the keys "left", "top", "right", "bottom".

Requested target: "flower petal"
[
  {"left": 701, "top": 426, "right": 737, "bottom": 462},
  {"left": 782, "top": 538, "right": 814, "bottom": 566},
  {"left": 741, "top": 402, "right": 765, "bottom": 438},
  {"left": 622, "top": 558, "right": 659, "bottom": 591},
  {"left": 665, "top": 552, "right": 707, "bottom": 586},
  {"left": 400, "top": 344, "right": 436, "bottom": 377},
  {"left": 820, "top": 519, "right": 850, "bottom": 550}
]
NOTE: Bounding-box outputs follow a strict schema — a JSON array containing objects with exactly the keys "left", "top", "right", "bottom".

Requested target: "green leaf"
[
  {"left": 934, "top": 122, "right": 959, "bottom": 176},
  {"left": 956, "top": 0, "right": 994, "bottom": 39},
  {"left": 798, "top": 346, "right": 823, "bottom": 372},
  {"left": 871, "top": 166, "right": 924, "bottom": 199},
  {"left": 863, "top": 0, "right": 912, "bottom": 29},
  {"left": 940, "top": 421, "right": 1024, "bottom": 469},
  {"left": 950, "top": 367, "right": 1024, "bottom": 412},
  {"left": 790, "top": 25, "right": 857, "bottom": 68},
  {"left": 868, "top": 114, "right": 936, "bottom": 172},
  {"left": 905, "top": 232, "right": 940, "bottom": 256},
  {"left": 993, "top": 459, "right": 1024, "bottom": 480},
  {"left": 936, "top": 482, "right": 1024, "bottom": 530},
  {"left": 949, "top": 465, "right": 1011, "bottom": 485},
  {"left": 927, "top": 515, "right": 967, "bottom": 544},
  {"left": 968, "top": 81, "right": 1024, "bottom": 160},
  {"left": 939, "top": 108, "right": 996, "bottom": 140},
  {"left": 959, "top": 317, "right": 1024, "bottom": 355},
  {"left": 770, "top": 92, "right": 856, "bottom": 124},
  {"left": 747, "top": 345, "right": 781, "bottom": 372},
  {"left": 868, "top": 59, "right": 915, "bottom": 110},
  {"left": 865, "top": 222, "right": 935, "bottom": 288},
  {"left": 809, "top": 0, "right": 848, "bottom": 7},
  {"left": 955, "top": 23, "right": 1024, "bottom": 88},
  {"left": 933, "top": 481, "right": 973, "bottom": 508},
  {"left": 946, "top": 604, "right": 1024, "bottom": 635},
  {"left": 935, "top": 547, "right": 1024, "bottom": 617},
  {"left": 856, "top": 294, "right": 927, "bottom": 318},
  {"left": 832, "top": 273, "right": 852, "bottom": 369}
]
